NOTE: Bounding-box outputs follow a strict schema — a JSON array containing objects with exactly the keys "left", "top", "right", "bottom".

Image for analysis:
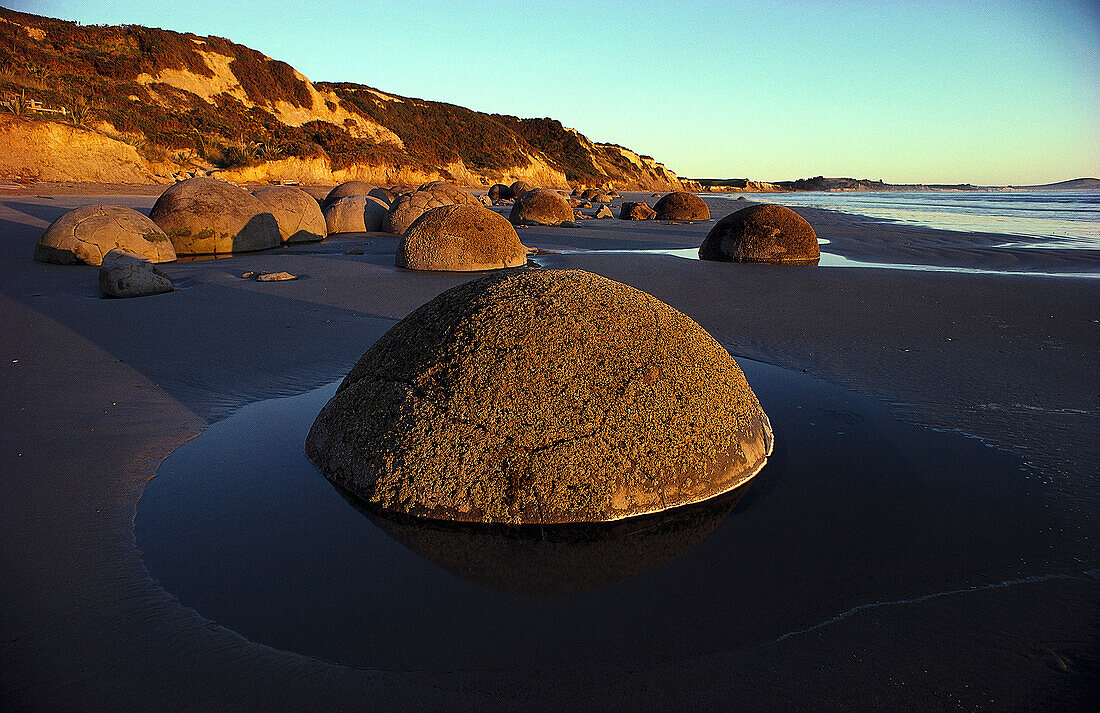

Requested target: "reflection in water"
[
  {"left": 136, "top": 361, "right": 1078, "bottom": 673},
  {"left": 348, "top": 486, "right": 745, "bottom": 595}
]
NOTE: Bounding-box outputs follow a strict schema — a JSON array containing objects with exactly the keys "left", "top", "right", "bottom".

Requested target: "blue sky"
[{"left": 10, "top": 0, "right": 1099, "bottom": 184}]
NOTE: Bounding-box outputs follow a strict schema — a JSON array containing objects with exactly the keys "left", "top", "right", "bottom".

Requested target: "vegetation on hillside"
[{"left": 0, "top": 7, "right": 682, "bottom": 186}]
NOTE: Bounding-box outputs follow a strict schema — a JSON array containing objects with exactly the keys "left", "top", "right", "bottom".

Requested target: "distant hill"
[
  {"left": 693, "top": 175, "right": 1100, "bottom": 193},
  {"left": 0, "top": 8, "right": 684, "bottom": 188},
  {"left": 1011, "top": 178, "right": 1100, "bottom": 190}
]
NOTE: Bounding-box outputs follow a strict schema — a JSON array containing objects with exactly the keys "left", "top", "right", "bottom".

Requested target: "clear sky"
[{"left": 9, "top": 0, "right": 1100, "bottom": 184}]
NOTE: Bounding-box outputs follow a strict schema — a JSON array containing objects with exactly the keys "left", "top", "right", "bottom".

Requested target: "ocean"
[{"left": 717, "top": 189, "right": 1100, "bottom": 250}]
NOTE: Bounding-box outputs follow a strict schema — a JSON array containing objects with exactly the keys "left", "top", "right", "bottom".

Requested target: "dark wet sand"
[{"left": 1, "top": 189, "right": 1097, "bottom": 711}]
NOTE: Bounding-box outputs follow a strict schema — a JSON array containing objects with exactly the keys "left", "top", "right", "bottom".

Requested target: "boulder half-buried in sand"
[
  {"left": 98, "top": 249, "right": 174, "bottom": 298},
  {"left": 619, "top": 201, "right": 657, "bottom": 220},
  {"left": 306, "top": 268, "right": 773, "bottom": 525},
  {"left": 397, "top": 204, "right": 528, "bottom": 271},
  {"left": 509, "top": 188, "right": 574, "bottom": 226},
  {"left": 654, "top": 191, "right": 710, "bottom": 221},
  {"left": 699, "top": 203, "right": 820, "bottom": 264},
  {"left": 150, "top": 177, "right": 280, "bottom": 255},
  {"left": 34, "top": 205, "right": 176, "bottom": 265}
]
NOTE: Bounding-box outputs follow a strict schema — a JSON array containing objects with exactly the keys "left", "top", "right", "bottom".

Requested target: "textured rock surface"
[
  {"left": 252, "top": 186, "right": 326, "bottom": 243},
  {"left": 654, "top": 191, "right": 710, "bottom": 221},
  {"left": 385, "top": 189, "right": 467, "bottom": 235},
  {"left": 150, "top": 177, "right": 280, "bottom": 255},
  {"left": 595, "top": 205, "right": 613, "bottom": 219},
  {"left": 488, "top": 183, "right": 511, "bottom": 201},
  {"left": 97, "top": 248, "right": 174, "bottom": 298},
  {"left": 619, "top": 201, "right": 657, "bottom": 220},
  {"left": 699, "top": 203, "right": 820, "bottom": 264},
  {"left": 509, "top": 188, "right": 574, "bottom": 226},
  {"left": 324, "top": 195, "right": 389, "bottom": 234},
  {"left": 306, "top": 268, "right": 773, "bottom": 525},
  {"left": 509, "top": 180, "right": 535, "bottom": 199},
  {"left": 34, "top": 205, "right": 176, "bottom": 265},
  {"left": 416, "top": 181, "right": 478, "bottom": 206},
  {"left": 397, "top": 205, "right": 528, "bottom": 272},
  {"left": 322, "top": 181, "right": 376, "bottom": 209}
]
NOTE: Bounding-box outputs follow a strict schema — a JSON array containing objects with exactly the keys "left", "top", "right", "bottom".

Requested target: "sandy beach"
[{"left": 1, "top": 189, "right": 1097, "bottom": 711}]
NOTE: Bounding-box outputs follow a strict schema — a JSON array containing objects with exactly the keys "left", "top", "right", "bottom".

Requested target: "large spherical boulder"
[
  {"left": 654, "top": 192, "right": 710, "bottom": 221},
  {"left": 324, "top": 195, "right": 389, "bottom": 234},
  {"left": 488, "top": 183, "right": 511, "bottom": 201},
  {"left": 322, "top": 181, "right": 376, "bottom": 210},
  {"left": 509, "top": 188, "right": 574, "bottom": 226},
  {"left": 306, "top": 269, "right": 774, "bottom": 525},
  {"left": 150, "top": 178, "right": 280, "bottom": 255},
  {"left": 252, "top": 186, "right": 327, "bottom": 243},
  {"left": 416, "top": 181, "right": 478, "bottom": 206},
  {"left": 385, "top": 189, "right": 466, "bottom": 235},
  {"left": 509, "top": 180, "right": 535, "bottom": 199},
  {"left": 580, "top": 189, "right": 600, "bottom": 201},
  {"left": 98, "top": 249, "right": 174, "bottom": 298},
  {"left": 34, "top": 205, "right": 176, "bottom": 265},
  {"left": 699, "top": 203, "right": 820, "bottom": 264},
  {"left": 397, "top": 204, "right": 528, "bottom": 272},
  {"left": 619, "top": 201, "right": 656, "bottom": 220}
]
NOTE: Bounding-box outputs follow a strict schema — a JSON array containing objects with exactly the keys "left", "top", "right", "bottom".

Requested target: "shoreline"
[{"left": 1, "top": 189, "right": 1097, "bottom": 710}]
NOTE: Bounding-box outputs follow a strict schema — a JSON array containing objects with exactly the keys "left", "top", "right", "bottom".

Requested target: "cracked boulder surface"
[
  {"left": 416, "top": 181, "right": 479, "bottom": 207},
  {"left": 252, "top": 186, "right": 326, "bottom": 243},
  {"left": 700, "top": 203, "right": 820, "bottom": 264},
  {"left": 654, "top": 191, "right": 711, "bottom": 221},
  {"left": 509, "top": 188, "right": 574, "bottom": 226},
  {"left": 150, "top": 177, "right": 281, "bottom": 255},
  {"left": 33, "top": 204, "right": 176, "bottom": 265},
  {"left": 306, "top": 268, "right": 773, "bottom": 525},
  {"left": 397, "top": 204, "right": 529, "bottom": 271},
  {"left": 385, "top": 189, "right": 470, "bottom": 235}
]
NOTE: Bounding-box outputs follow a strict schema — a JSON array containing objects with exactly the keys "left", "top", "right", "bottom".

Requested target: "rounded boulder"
[
  {"left": 324, "top": 195, "right": 389, "bottom": 234},
  {"left": 619, "top": 201, "right": 656, "bottom": 220},
  {"left": 150, "top": 178, "right": 280, "bottom": 255},
  {"left": 654, "top": 192, "right": 710, "bottom": 221},
  {"left": 417, "top": 181, "right": 478, "bottom": 206},
  {"left": 306, "top": 268, "right": 774, "bottom": 525},
  {"left": 509, "top": 180, "right": 535, "bottom": 199},
  {"left": 322, "top": 181, "right": 376, "bottom": 210},
  {"left": 34, "top": 205, "right": 176, "bottom": 265},
  {"left": 252, "top": 186, "right": 327, "bottom": 243},
  {"left": 368, "top": 187, "right": 396, "bottom": 206},
  {"left": 488, "top": 183, "right": 511, "bottom": 201},
  {"left": 397, "top": 204, "right": 528, "bottom": 272},
  {"left": 699, "top": 203, "right": 820, "bottom": 264},
  {"left": 509, "top": 188, "right": 574, "bottom": 226},
  {"left": 385, "top": 189, "right": 465, "bottom": 235}
]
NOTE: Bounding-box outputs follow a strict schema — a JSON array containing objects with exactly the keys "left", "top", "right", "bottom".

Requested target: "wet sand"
[{"left": 1, "top": 189, "right": 1097, "bottom": 711}]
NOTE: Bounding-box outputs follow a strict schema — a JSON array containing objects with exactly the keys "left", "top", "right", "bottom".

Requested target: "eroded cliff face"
[
  {"left": 0, "top": 8, "right": 687, "bottom": 189},
  {"left": 0, "top": 117, "right": 157, "bottom": 183}
]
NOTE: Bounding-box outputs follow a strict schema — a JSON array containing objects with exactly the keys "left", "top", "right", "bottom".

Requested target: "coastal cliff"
[{"left": 0, "top": 8, "right": 684, "bottom": 189}]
